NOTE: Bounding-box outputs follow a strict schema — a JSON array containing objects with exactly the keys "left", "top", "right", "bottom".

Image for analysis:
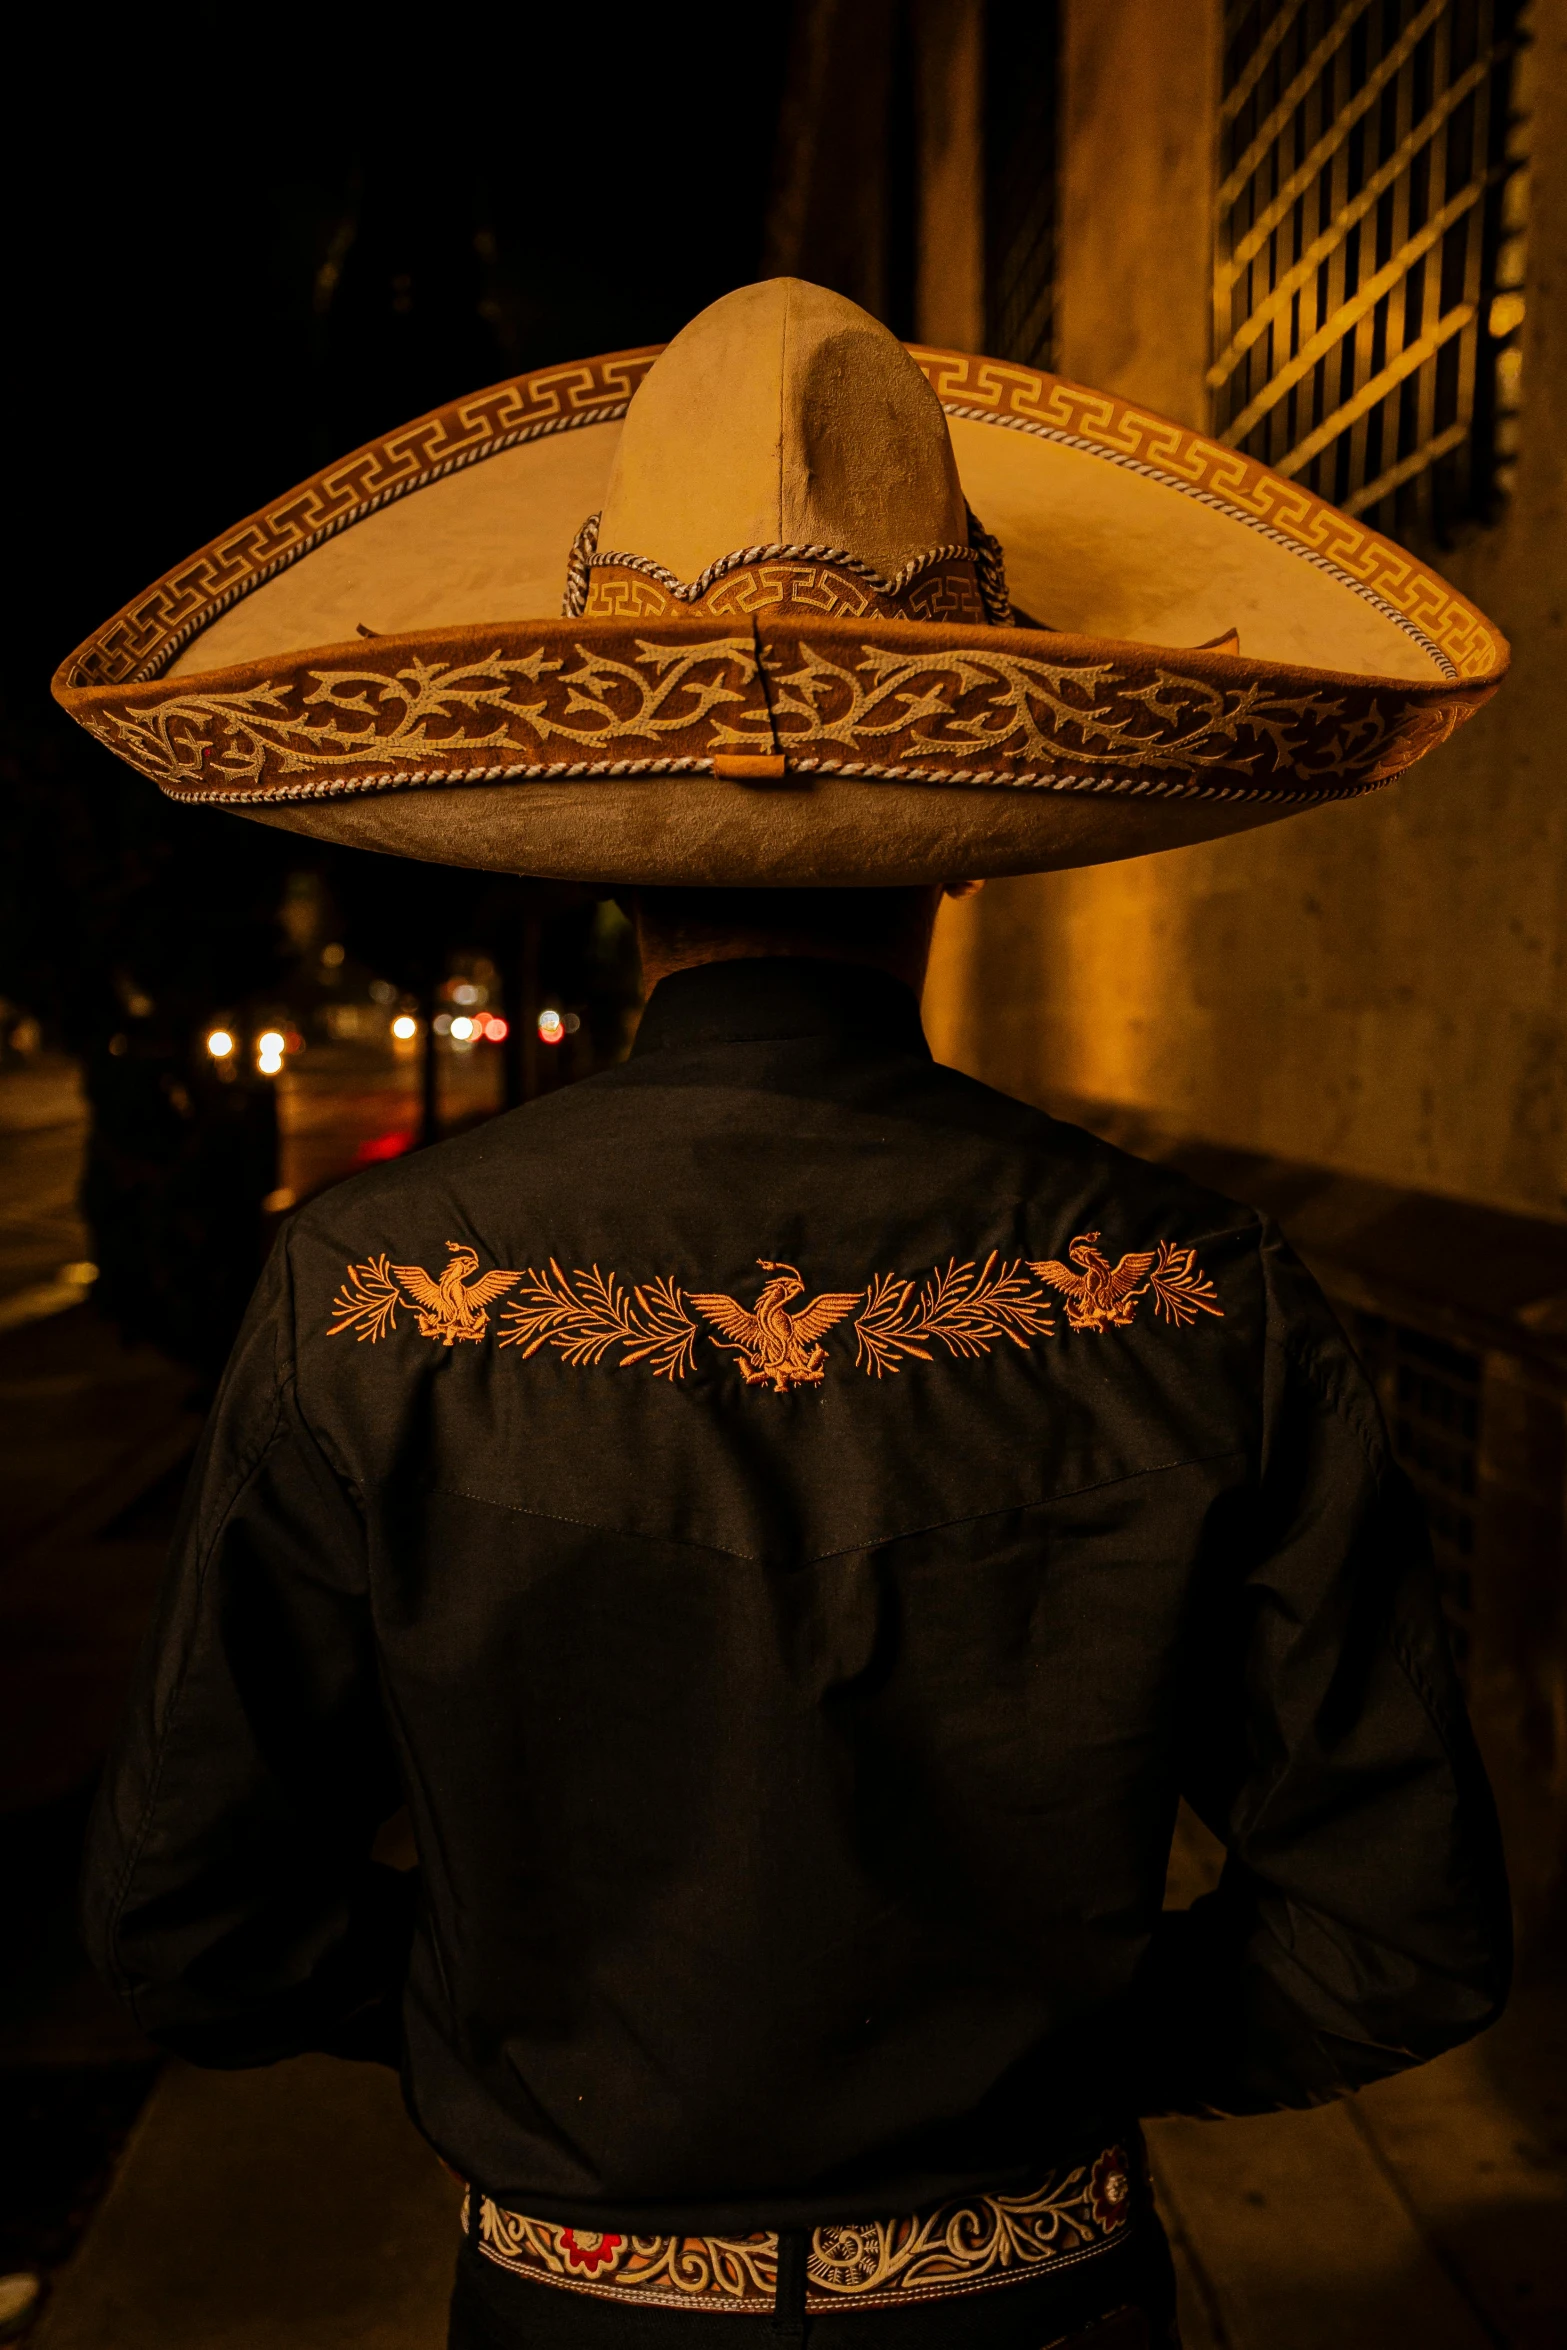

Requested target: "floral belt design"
[{"left": 465, "top": 2145, "right": 1133, "bottom": 2315}]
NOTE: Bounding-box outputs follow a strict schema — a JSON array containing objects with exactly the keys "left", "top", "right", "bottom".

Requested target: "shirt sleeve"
[
  {"left": 1131, "top": 1224, "right": 1512, "bottom": 2116},
  {"left": 80, "top": 1228, "right": 414, "bottom": 2068}
]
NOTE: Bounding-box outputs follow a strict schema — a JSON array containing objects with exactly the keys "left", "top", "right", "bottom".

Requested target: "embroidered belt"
[{"left": 465, "top": 2144, "right": 1133, "bottom": 2315}]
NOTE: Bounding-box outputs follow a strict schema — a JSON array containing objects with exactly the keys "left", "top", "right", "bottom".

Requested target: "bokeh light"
[
  {"left": 391, "top": 1015, "right": 417, "bottom": 1041},
  {"left": 206, "top": 1029, "right": 234, "bottom": 1059},
  {"left": 538, "top": 1009, "right": 564, "bottom": 1045}
]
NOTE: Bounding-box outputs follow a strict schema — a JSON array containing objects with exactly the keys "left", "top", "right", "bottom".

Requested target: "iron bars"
[{"left": 1212, "top": 0, "right": 1529, "bottom": 545}]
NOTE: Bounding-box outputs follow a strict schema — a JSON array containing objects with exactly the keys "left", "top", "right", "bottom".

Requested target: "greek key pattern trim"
[
  {"left": 466, "top": 2145, "right": 1133, "bottom": 2314},
  {"left": 909, "top": 347, "right": 1501, "bottom": 682},
  {"left": 585, "top": 558, "right": 988, "bottom": 625},
  {"left": 564, "top": 501, "right": 1010, "bottom": 629},
  {"left": 68, "top": 622, "right": 1485, "bottom": 811},
  {"left": 61, "top": 351, "right": 661, "bottom": 691}
]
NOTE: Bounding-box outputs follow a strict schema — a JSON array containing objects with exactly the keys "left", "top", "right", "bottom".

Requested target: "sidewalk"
[
  {"left": 32, "top": 2060, "right": 459, "bottom": 2350},
  {"left": 1150, "top": 1813, "right": 1567, "bottom": 2349},
  {"left": 25, "top": 1837, "right": 1566, "bottom": 2350}
]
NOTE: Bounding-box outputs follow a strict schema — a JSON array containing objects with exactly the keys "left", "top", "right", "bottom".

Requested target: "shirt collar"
[{"left": 630, "top": 957, "right": 931, "bottom": 1059}]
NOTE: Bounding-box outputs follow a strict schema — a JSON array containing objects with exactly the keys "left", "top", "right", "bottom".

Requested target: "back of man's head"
[{"left": 629, "top": 885, "right": 949, "bottom": 994}]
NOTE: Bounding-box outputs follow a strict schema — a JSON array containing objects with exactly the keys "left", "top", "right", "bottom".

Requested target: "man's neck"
[{"left": 635, "top": 937, "right": 933, "bottom": 997}]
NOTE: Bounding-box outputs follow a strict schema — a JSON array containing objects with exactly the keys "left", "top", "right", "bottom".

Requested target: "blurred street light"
[
  {"left": 391, "top": 1014, "right": 418, "bottom": 1041},
  {"left": 206, "top": 1029, "right": 235, "bottom": 1059}
]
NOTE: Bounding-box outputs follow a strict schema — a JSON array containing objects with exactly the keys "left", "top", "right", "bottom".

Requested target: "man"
[{"left": 75, "top": 283, "right": 1509, "bottom": 2349}]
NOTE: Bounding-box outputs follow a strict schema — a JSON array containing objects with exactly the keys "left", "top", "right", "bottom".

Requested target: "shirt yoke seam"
[{"left": 438, "top": 1444, "right": 1248, "bottom": 1566}]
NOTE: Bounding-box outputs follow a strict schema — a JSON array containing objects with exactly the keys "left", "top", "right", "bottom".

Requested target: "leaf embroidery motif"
[
  {"left": 498, "top": 1261, "right": 698, "bottom": 1380},
  {"left": 1145, "top": 1240, "right": 1224, "bottom": 1327},
  {"left": 328, "top": 1253, "right": 403, "bottom": 1345},
  {"left": 853, "top": 1255, "right": 1056, "bottom": 1377}
]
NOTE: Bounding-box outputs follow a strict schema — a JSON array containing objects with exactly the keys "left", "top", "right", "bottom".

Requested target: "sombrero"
[{"left": 52, "top": 278, "right": 1507, "bottom": 887}]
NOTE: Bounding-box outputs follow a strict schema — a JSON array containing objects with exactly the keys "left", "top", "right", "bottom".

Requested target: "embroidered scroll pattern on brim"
[
  {"left": 79, "top": 623, "right": 1474, "bottom": 810},
  {"left": 83, "top": 637, "right": 755, "bottom": 801},
  {"left": 328, "top": 1244, "right": 1221, "bottom": 1386},
  {"left": 746, "top": 639, "right": 1421, "bottom": 793},
  {"left": 469, "top": 2144, "right": 1131, "bottom": 2314}
]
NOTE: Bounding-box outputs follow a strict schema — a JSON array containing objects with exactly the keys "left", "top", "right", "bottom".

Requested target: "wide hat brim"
[{"left": 53, "top": 343, "right": 1508, "bottom": 886}]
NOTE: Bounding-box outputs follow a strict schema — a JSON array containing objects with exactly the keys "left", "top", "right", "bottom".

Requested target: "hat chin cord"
[{"left": 561, "top": 505, "right": 1014, "bottom": 627}]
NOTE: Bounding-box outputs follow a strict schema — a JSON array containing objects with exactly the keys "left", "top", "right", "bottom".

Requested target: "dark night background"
[
  {"left": 0, "top": 20, "right": 795, "bottom": 1375},
  {"left": 0, "top": 30, "right": 805, "bottom": 2303}
]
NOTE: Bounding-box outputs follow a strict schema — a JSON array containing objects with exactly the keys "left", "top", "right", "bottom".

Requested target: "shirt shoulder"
[{"left": 907, "top": 1065, "right": 1268, "bottom": 1263}]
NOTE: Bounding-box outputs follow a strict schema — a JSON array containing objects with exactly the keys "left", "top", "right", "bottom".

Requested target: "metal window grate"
[
  {"left": 984, "top": 0, "right": 1061, "bottom": 369},
  {"left": 1350, "top": 1311, "right": 1480, "bottom": 1658},
  {"left": 1213, "top": 0, "right": 1529, "bottom": 545}
]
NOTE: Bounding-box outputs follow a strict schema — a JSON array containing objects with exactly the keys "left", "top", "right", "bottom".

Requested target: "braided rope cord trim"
[
  {"left": 563, "top": 504, "right": 1014, "bottom": 626},
  {"left": 965, "top": 507, "right": 1014, "bottom": 626},
  {"left": 941, "top": 404, "right": 1461, "bottom": 682},
  {"left": 152, "top": 748, "right": 1391, "bottom": 812}
]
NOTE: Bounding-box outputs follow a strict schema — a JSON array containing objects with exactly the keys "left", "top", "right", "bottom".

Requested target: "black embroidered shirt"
[{"left": 83, "top": 957, "right": 1509, "bottom": 2232}]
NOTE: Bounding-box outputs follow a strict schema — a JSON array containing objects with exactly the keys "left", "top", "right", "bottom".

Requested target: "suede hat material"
[{"left": 52, "top": 278, "right": 1507, "bottom": 886}]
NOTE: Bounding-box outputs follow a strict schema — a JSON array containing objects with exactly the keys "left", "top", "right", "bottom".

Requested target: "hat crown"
[{"left": 597, "top": 278, "right": 969, "bottom": 582}]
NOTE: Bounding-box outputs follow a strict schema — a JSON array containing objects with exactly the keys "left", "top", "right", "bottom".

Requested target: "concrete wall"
[
  {"left": 927, "top": 0, "right": 1567, "bottom": 1225},
  {"left": 913, "top": 0, "right": 985, "bottom": 353},
  {"left": 1055, "top": 0, "right": 1218, "bottom": 430},
  {"left": 765, "top": 0, "right": 901, "bottom": 321}
]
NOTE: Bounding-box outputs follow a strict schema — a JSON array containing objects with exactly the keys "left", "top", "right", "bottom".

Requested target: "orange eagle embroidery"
[
  {"left": 1029, "top": 1233, "right": 1222, "bottom": 1332},
  {"left": 328, "top": 1242, "right": 522, "bottom": 1346},
  {"left": 686, "top": 1261, "right": 865, "bottom": 1392},
  {"left": 327, "top": 1236, "right": 1222, "bottom": 1374}
]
